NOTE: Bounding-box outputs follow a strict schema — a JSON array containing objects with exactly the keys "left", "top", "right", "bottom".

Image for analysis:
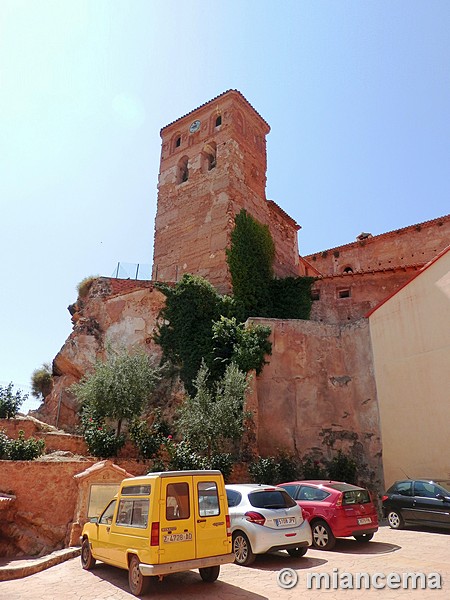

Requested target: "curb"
[{"left": 0, "top": 547, "right": 81, "bottom": 581}]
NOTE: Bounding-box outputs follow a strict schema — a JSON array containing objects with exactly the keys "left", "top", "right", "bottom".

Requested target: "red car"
[{"left": 279, "top": 480, "right": 378, "bottom": 550}]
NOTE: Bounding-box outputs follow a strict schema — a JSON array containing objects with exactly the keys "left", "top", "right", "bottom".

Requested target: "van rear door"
[
  {"left": 194, "top": 474, "right": 229, "bottom": 558},
  {"left": 159, "top": 476, "right": 196, "bottom": 564}
]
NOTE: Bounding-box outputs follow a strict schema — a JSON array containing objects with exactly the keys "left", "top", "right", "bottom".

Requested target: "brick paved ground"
[{"left": 1, "top": 525, "right": 449, "bottom": 599}]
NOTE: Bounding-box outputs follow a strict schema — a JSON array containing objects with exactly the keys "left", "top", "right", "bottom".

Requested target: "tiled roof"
[
  {"left": 160, "top": 89, "right": 270, "bottom": 133},
  {"left": 315, "top": 263, "right": 423, "bottom": 280},
  {"left": 304, "top": 214, "right": 450, "bottom": 258}
]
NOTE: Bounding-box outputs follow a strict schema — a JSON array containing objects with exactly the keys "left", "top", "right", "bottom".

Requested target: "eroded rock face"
[{"left": 34, "top": 278, "right": 166, "bottom": 431}]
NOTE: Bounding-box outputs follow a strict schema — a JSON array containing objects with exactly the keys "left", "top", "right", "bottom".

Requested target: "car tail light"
[
  {"left": 150, "top": 522, "right": 159, "bottom": 546},
  {"left": 226, "top": 514, "right": 232, "bottom": 537},
  {"left": 245, "top": 511, "right": 266, "bottom": 526},
  {"left": 381, "top": 495, "right": 388, "bottom": 502},
  {"left": 336, "top": 494, "right": 343, "bottom": 507}
]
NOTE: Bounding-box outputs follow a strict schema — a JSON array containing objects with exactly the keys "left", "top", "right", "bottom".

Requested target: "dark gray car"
[{"left": 382, "top": 480, "right": 450, "bottom": 530}]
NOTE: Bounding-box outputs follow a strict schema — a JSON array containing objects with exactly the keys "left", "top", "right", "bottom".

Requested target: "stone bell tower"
[{"left": 152, "top": 90, "right": 300, "bottom": 293}]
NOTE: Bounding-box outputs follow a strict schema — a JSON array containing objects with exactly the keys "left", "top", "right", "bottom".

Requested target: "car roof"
[
  {"left": 225, "top": 484, "right": 281, "bottom": 492},
  {"left": 280, "top": 480, "right": 367, "bottom": 491}
]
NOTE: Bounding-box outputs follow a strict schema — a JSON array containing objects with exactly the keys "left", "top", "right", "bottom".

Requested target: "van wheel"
[
  {"left": 81, "top": 539, "right": 96, "bottom": 570},
  {"left": 287, "top": 546, "right": 308, "bottom": 558},
  {"left": 232, "top": 531, "right": 255, "bottom": 566},
  {"left": 311, "top": 520, "right": 336, "bottom": 550},
  {"left": 354, "top": 533, "right": 374, "bottom": 543},
  {"left": 128, "top": 555, "right": 149, "bottom": 596},
  {"left": 199, "top": 565, "right": 220, "bottom": 582}
]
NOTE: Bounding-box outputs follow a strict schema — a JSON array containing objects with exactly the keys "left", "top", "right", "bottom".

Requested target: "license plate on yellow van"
[
  {"left": 163, "top": 532, "right": 193, "bottom": 543},
  {"left": 358, "top": 517, "right": 372, "bottom": 525},
  {"left": 276, "top": 517, "right": 296, "bottom": 526}
]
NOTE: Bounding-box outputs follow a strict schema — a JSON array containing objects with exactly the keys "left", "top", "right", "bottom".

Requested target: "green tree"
[
  {"left": 0, "top": 383, "right": 27, "bottom": 419},
  {"left": 177, "top": 362, "right": 249, "bottom": 458},
  {"left": 211, "top": 316, "right": 271, "bottom": 377},
  {"left": 71, "top": 346, "right": 160, "bottom": 436},
  {"left": 31, "top": 362, "right": 52, "bottom": 399},
  {"left": 226, "top": 209, "right": 275, "bottom": 318}
]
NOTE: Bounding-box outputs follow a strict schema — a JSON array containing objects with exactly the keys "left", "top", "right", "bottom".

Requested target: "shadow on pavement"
[
  {"left": 87, "top": 563, "right": 270, "bottom": 599},
  {"left": 330, "top": 538, "right": 401, "bottom": 554},
  {"left": 244, "top": 552, "right": 327, "bottom": 572}
]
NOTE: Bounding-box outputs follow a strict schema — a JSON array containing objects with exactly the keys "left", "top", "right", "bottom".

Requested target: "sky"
[{"left": 1, "top": 0, "right": 449, "bottom": 413}]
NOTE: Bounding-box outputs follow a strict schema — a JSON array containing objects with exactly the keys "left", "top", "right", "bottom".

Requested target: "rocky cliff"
[{"left": 34, "top": 278, "right": 168, "bottom": 431}]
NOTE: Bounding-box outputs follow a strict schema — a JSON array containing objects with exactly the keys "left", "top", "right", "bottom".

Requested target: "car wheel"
[
  {"left": 128, "top": 555, "right": 149, "bottom": 596},
  {"left": 232, "top": 531, "right": 255, "bottom": 566},
  {"left": 311, "top": 520, "right": 336, "bottom": 550},
  {"left": 287, "top": 546, "right": 308, "bottom": 558},
  {"left": 387, "top": 510, "right": 404, "bottom": 530},
  {"left": 354, "top": 533, "right": 374, "bottom": 543},
  {"left": 81, "top": 538, "right": 96, "bottom": 570},
  {"left": 199, "top": 565, "right": 220, "bottom": 582}
]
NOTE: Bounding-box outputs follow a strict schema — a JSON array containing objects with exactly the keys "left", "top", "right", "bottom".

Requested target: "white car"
[{"left": 225, "top": 484, "right": 312, "bottom": 565}]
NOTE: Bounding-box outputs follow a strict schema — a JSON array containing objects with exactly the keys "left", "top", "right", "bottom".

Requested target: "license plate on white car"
[
  {"left": 276, "top": 517, "right": 296, "bottom": 526},
  {"left": 357, "top": 517, "right": 372, "bottom": 525}
]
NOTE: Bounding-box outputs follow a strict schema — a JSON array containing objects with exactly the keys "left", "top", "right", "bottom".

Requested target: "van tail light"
[
  {"left": 381, "top": 495, "right": 388, "bottom": 502},
  {"left": 150, "top": 522, "right": 159, "bottom": 546},
  {"left": 336, "top": 494, "right": 343, "bottom": 507},
  {"left": 245, "top": 511, "right": 266, "bottom": 526},
  {"left": 226, "top": 514, "right": 232, "bottom": 537}
]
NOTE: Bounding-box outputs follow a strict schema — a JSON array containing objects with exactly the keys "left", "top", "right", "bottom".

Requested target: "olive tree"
[
  {"left": 71, "top": 346, "right": 160, "bottom": 436},
  {"left": 177, "top": 361, "right": 249, "bottom": 458}
]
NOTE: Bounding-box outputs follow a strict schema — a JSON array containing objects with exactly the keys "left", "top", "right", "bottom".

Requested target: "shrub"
[
  {"left": 327, "top": 450, "right": 358, "bottom": 484},
  {"left": 0, "top": 383, "right": 27, "bottom": 418},
  {"left": 83, "top": 424, "right": 126, "bottom": 459},
  {"left": 31, "top": 363, "right": 52, "bottom": 399},
  {"left": 207, "top": 453, "right": 234, "bottom": 482},
  {"left": 165, "top": 440, "right": 207, "bottom": 471},
  {"left": 80, "top": 407, "right": 126, "bottom": 458},
  {"left": 129, "top": 413, "right": 168, "bottom": 460},
  {"left": 6, "top": 430, "right": 45, "bottom": 460},
  {"left": 301, "top": 455, "right": 328, "bottom": 479},
  {"left": 248, "top": 456, "right": 279, "bottom": 484},
  {"left": 77, "top": 275, "right": 98, "bottom": 299},
  {"left": 0, "top": 429, "right": 9, "bottom": 459},
  {"left": 249, "top": 452, "right": 302, "bottom": 485}
]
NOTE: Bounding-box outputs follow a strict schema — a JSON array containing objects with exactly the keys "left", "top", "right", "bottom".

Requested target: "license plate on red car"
[
  {"left": 276, "top": 517, "right": 296, "bottom": 526},
  {"left": 357, "top": 517, "right": 372, "bottom": 525}
]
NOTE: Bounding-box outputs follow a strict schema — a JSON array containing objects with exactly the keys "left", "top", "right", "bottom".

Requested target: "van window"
[
  {"left": 99, "top": 500, "right": 117, "bottom": 525},
  {"left": 116, "top": 498, "right": 149, "bottom": 528},
  {"left": 198, "top": 482, "right": 220, "bottom": 517},
  {"left": 121, "top": 485, "right": 151, "bottom": 496},
  {"left": 166, "top": 482, "right": 190, "bottom": 520}
]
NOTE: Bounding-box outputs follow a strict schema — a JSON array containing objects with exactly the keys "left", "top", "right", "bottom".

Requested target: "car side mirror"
[{"left": 89, "top": 517, "right": 99, "bottom": 524}]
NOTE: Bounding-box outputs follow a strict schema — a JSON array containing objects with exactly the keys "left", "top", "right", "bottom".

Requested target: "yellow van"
[{"left": 80, "top": 470, "right": 234, "bottom": 596}]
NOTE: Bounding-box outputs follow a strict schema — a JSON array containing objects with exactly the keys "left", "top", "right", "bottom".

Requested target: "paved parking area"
[{"left": 1, "top": 525, "right": 448, "bottom": 599}]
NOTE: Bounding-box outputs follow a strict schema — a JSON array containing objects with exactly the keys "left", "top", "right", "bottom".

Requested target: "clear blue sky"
[{"left": 1, "top": 1, "right": 449, "bottom": 412}]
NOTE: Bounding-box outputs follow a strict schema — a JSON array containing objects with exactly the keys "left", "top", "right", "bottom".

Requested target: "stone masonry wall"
[
  {"left": 0, "top": 459, "right": 149, "bottom": 557},
  {"left": 248, "top": 317, "right": 383, "bottom": 492},
  {"left": 306, "top": 214, "right": 450, "bottom": 276}
]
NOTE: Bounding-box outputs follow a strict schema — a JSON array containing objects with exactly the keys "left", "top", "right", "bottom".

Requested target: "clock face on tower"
[{"left": 189, "top": 119, "right": 201, "bottom": 133}]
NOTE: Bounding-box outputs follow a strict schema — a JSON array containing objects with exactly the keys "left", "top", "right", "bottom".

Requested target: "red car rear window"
[{"left": 341, "top": 489, "right": 371, "bottom": 505}]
